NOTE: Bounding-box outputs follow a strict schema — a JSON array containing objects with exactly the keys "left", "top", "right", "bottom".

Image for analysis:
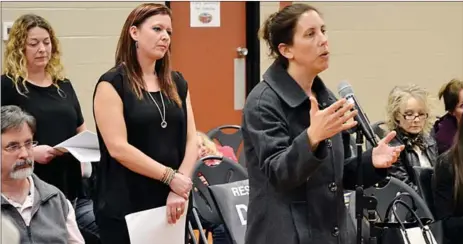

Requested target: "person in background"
[
  {"left": 197, "top": 131, "right": 238, "bottom": 165},
  {"left": 1, "top": 105, "right": 84, "bottom": 244},
  {"left": 433, "top": 113, "right": 463, "bottom": 244},
  {"left": 92, "top": 3, "right": 197, "bottom": 243},
  {"left": 1, "top": 13, "right": 98, "bottom": 241},
  {"left": 192, "top": 131, "right": 234, "bottom": 244},
  {"left": 433, "top": 78, "right": 463, "bottom": 154},
  {"left": 241, "top": 4, "right": 404, "bottom": 244},
  {"left": 384, "top": 84, "right": 438, "bottom": 190}
]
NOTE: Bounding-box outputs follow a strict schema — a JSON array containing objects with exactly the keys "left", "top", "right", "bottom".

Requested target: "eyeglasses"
[
  {"left": 3, "top": 141, "right": 38, "bottom": 153},
  {"left": 401, "top": 113, "right": 429, "bottom": 121}
]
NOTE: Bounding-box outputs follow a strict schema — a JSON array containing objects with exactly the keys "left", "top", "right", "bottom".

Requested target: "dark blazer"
[
  {"left": 241, "top": 61, "right": 386, "bottom": 244},
  {"left": 388, "top": 132, "right": 438, "bottom": 190}
]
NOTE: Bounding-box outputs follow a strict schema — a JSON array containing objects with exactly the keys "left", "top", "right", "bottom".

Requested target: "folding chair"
[
  {"left": 209, "top": 179, "right": 250, "bottom": 244},
  {"left": 189, "top": 156, "right": 248, "bottom": 244},
  {"left": 364, "top": 177, "right": 434, "bottom": 223},
  {"left": 207, "top": 125, "right": 242, "bottom": 155}
]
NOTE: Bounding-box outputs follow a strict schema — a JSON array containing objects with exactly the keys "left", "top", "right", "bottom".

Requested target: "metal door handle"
[{"left": 236, "top": 47, "right": 248, "bottom": 58}]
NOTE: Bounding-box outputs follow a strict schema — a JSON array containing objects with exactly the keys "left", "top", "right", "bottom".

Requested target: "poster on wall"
[{"left": 190, "top": 2, "right": 220, "bottom": 28}]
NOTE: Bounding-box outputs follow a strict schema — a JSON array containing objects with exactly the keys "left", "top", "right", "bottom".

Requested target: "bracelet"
[
  {"left": 166, "top": 170, "right": 177, "bottom": 185},
  {"left": 161, "top": 167, "right": 174, "bottom": 184},
  {"left": 161, "top": 167, "right": 169, "bottom": 183},
  {"left": 161, "top": 167, "right": 178, "bottom": 185}
]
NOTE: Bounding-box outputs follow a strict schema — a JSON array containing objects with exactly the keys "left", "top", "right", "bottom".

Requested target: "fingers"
[
  {"left": 379, "top": 131, "right": 397, "bottom": 145},
  {"left": 309, "top": 96, "right": 319, "bottom": 114},
  {"left": 396, "top": 145, "right": 405, "bottom": 152},
  {"left": 176, "top": 205, "right": 184, "bottom": 220},
  {"left": 337, "top": 109, "right": 358, "bottom": 126},
  {"left": 167, "top": 206, "right": 173, "bottom": 224},
  {"left": 170, "top": 206, "right": 177, "bottom": 224},
  {"left": 332, "top": 102, "right": 355, "bottom": 119},
  {"left": 53, "top": 149, "right": 65, "bottom": 156},
  {"left": 167, "top": 204, "right": 185, "bottom": 224},
  {"left": 325, "top": 98, "right": 348, "bottom": 114},
  {"left": 340, "top": 120, "right": 358, "bottom": 131}
]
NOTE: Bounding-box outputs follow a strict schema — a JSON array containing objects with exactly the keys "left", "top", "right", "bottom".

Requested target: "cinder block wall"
[
  {"left": 1, "top": 2, "right": 161, "bottom": 131},
  {"left": 260, "top": 2, "right": 463, "bottom": 122}
]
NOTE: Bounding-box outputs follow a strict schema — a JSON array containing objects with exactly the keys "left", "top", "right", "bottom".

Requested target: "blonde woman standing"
[{"left": 1, "top": 13, "right": 86, "bottom": 203}]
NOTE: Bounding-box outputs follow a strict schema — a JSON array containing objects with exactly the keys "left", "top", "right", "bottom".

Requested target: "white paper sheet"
[
  {"left": 54, "top": 130, "right": 100, "bottom": 162},
  {"left": 125, "top": 203, "right": 188, "bottom": 244}
]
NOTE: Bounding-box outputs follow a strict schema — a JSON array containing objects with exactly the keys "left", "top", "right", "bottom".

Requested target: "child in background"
[{"left": 197, "top": 131, "right": 238, "bottom": 165}]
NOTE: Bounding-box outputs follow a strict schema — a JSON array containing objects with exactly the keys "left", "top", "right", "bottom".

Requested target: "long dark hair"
[
  {"left": 450, "top": 114, "right": 463, "bottom": 206},
  {"left": 115, "top": 3, "right": 181, "bottom": 107}
]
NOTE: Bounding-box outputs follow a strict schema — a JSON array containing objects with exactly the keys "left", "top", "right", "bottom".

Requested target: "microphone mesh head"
[{"left": 338, "top": 80, "right": 354, "bottom": 98}]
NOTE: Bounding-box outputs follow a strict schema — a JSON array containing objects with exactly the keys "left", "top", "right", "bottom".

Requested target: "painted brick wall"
[
  {"left": 260, "top": 2, "right": 463, "bottom": 122},
  {"left": 1, "top": 2, "right": 162, "bottom": 131}
]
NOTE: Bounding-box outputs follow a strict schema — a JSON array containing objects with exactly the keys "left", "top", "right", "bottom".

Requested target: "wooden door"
[{"left": 169, "top": 2, "right": 247, "bottom": 132}]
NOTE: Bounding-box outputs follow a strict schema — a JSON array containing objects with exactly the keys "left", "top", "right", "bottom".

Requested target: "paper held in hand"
[
  {"left": 125, "top": 201, "right": 188, "bottom": 244},
  {"left": 54, "top": 130, "right": 100, "bottom": 163}
]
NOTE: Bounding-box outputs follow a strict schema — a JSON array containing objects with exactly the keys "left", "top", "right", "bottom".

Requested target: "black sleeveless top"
[
  {"left": 92, "top": 65, "right": 189, "bottom": 218},
  {"left": 1, "top": 75, "right": 84, "bottom": 201}
]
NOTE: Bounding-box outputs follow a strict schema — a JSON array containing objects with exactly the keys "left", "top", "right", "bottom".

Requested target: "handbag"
[{"left": 378, "top": 197, "right": 437, "bottom": 244}]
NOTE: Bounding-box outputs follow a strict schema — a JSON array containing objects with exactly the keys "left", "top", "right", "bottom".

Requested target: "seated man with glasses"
[
  {"left": 383, "top": 84, "right": 438, "bottom": 190},
  {"left": 1, "top": 105, "right": 84, "bottom": 244}
]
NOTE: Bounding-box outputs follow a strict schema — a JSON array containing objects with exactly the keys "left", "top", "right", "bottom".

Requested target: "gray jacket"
[
  {"left": 242, "top": 61, "right": 386, "bottom": 244},
  {"left": 1, "top": 174, "right": 69, "bottom": 244}
]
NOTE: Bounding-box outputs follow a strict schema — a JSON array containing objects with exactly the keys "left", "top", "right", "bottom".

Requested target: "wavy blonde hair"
[
  {"left": 2, "top": 14, "right": 65, "bottom": 96},
  {"left": 386, "top": 84, "right": 435, "bottom": 134},
  {"left": 197, "top": 131, "right": 221, "bottom": 156}
]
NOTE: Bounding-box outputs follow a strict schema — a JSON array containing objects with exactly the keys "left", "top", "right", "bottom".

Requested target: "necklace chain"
[{"left": 147, "top": 91, "right": 167, "bottom": 128}]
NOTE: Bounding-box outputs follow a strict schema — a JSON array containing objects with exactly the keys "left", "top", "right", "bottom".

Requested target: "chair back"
[
  {"left": 364, "top": 177, "right": 434, "bottom": 222},
  {"left": 209, "top": 179, "right": 249, "bottom": 244},
  {"left": 207, "top": 125, "right": 243, "bottom": 155},
  {"left": 191, "top": 156, "right": 248, "bottom": 225},
  {"left": 366, "top": 121, "right": 387, "bottom": 149}
]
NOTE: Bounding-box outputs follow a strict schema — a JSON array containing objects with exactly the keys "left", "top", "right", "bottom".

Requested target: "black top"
[
  {"left": 433, "top": 152, "right": 463, "bottom": 244},
  {"left": 1, "top": 74, "right": 84, "bottom": 200},
  {"left": 242, "top": 61, "right": 385, "bottom": 244},
  {"left": 92, "top": 65, "right": 189, "bottom": 218}
]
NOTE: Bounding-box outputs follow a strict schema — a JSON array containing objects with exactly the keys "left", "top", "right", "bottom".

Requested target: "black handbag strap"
[
  {"left": 391, "top": 200, "right": 433, "bottom": 244},
  {"left": 384, "top": 192, "right": 416, "bottom": 223}
]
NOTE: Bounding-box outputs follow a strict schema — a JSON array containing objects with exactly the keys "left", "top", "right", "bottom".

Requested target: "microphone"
[{"left": 337, "top": 81, "right": 378, "bottom": 147}]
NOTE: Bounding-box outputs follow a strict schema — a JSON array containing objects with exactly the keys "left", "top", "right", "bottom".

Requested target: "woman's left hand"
[
  {"left": 166, "top": 191, "right": 187, "bottom": 224},
  {"left": 372, "top": 131, "right": 405, "bottom": 168}
]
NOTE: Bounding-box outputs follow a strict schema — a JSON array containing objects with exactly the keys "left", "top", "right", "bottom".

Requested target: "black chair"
[
  {"left": 207, "top": 125, "right": 242, "bottom": 155},
  {"left": 371, "top": 120, "right": 388, "bottom": 139},
  {"left": 364, "top": 177, "right": 434, "bottom": 223},
  {"left": 413, "top": 166, "right": 443, "bottom": 243},
  {"left": 189, "top": 156, "right": 248, "bottom": 244},
  {"left": 361, "top": 177, "right": 439, "bottom": 243},
  {"left": 366, "top": 121, "right": 387, "bottom": 149},
  {"left": 209, "top": 179, "right": 249, "bottom": 244}
]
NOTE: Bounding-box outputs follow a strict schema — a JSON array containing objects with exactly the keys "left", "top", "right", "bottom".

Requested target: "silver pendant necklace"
[{"left": 147, "top": 91, "right": 167, "bottom": 128}]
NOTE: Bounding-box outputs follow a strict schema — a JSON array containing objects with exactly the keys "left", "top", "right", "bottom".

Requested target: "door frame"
[{"left": 165, "top": 1, "right": 260, "bottom": 96}]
